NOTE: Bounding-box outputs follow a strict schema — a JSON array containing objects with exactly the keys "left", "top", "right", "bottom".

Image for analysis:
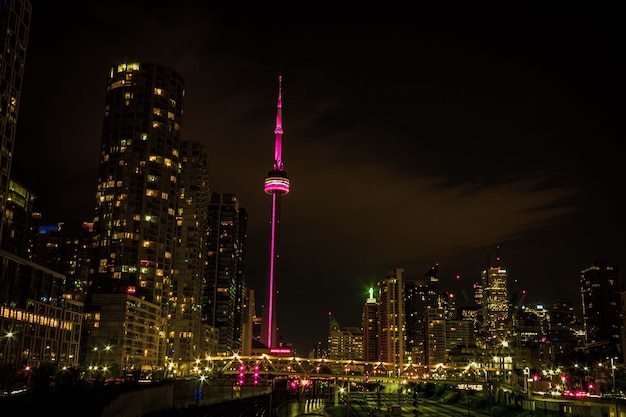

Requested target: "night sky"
[{"left": 11, "top": 1, "right": 625, "bottom": 354}]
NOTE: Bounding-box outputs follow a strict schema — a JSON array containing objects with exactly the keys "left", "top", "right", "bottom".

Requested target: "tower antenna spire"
[{"left": 274, "top": 75, "right": 284, "bottom": 171}]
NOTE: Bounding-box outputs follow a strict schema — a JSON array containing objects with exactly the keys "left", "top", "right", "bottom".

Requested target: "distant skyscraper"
[
  {"left": 424, "top": 307, "right": 445, "bottom": 365},
  {"left": 85, "top": 62, "right": 184, "bottom": 372},
  {"left": 205, "top": 192, "right": 247, "bottom": 354},
  {"left": 404, "top": 264, "right": 439, "bottom": 364},
  {"left": 377, "top": 268, "right": 405, "bottom": 368},
  {"left": 0, "top": 0, "right": 31, "bottom": 247},
  {"left": 260, "top": 76, "right": 290, "bottom": 349},
  {"left": 580, "top": 260, "right": 622, "bottom": 350},
  {"left": 362, "top": 287, "right": 378, "bottom": 362},
  {"left": 481, "top": 248, "right": 510, "bottom": 340}
]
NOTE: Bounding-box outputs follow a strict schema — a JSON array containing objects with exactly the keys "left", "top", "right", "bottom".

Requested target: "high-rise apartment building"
[
  {"left": 377, "top": 268, "right": 405, "bottom": 370},
  {"left": 205, "top": 192, "right": 247, "bottom": 354},
  {"left": 167, "top": 140, "right": 213, "bottom": 369},
  {"left": 0, "top": 0, "right": 31, "bottom": 246},
  {"left": 84, "top": 62, "right": 185, "bottom": 374}
]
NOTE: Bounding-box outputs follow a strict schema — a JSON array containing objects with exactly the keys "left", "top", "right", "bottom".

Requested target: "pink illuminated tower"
[{"left": 261, "top": 76, "right": 290, "bottom": 349}]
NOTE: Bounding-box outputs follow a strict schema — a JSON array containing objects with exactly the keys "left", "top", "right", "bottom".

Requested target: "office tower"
[
  {"left": 205, "top": 192, "right": 247, "bottom": 354},
  {"left": 377, "top": 268, "right": 405, "bottom": 369},
  {"left": 168, "top": 140, "right": 211, "bottom": 367},
  {"left": 0, "top": 0, "right": 31, "bottom": 247},
  {"left": 0, "top": 178, "right": 38, "bottom": 258},
  {"left": 481, "top": 252, "right": 510, "bottom": 340},
  {"left": 84, "top": 62, "right": 184, "bottom": 374},
  {"left": 260, "top": 76, "right": 290, "bottom": 349},
  {"left": 362, "top": 287, "right": 379, "bottom": 362},
  {"left": 580, "top": 260, "right": 622, "bottom": 353},
  {"left": 404, "top": 264, "right": 439, "bottom": 364}
]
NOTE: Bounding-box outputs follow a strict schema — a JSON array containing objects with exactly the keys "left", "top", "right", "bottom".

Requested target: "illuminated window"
[{"left": 154, "top": 88, "right": 163, "bottom": 96}]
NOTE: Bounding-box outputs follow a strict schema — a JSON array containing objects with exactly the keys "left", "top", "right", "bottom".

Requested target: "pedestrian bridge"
[{"left": 189, "top": 353, "right": 498, "bottom": 386}]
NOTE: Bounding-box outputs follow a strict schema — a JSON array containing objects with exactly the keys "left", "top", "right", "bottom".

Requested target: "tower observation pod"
[{"left": 261, "top": 76, "right": 290, "bottom": 349}]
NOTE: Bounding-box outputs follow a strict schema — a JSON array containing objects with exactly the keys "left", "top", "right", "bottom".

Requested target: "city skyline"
[{"left": 11, "top": 2, "right": 625, "bottom": 353}]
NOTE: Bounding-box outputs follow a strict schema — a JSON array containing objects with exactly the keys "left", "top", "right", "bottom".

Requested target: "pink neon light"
[
  {"left": 270, "top": 347, "right": 292, "bottom": 354},
  {"left": 263, "top": 75, "right": 290, "bottom": 349},
  {"left": 274, "top": 76, "right": 283, "bottom": 171},
  {"left": 266, "top": 192, "right": 278, "bottom": 347},
  {"left": 264, "top": 177, "right": 290, "bottom": 194}
]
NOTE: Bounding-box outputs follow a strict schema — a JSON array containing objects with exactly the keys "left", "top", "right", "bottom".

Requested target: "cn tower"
[{"left": 261, "top": 75, "right": 290, "bottom": 349}]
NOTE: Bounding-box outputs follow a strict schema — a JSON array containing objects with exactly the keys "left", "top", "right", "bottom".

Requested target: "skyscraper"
[
  {"left": 0, "top": 0, "right": 31, "bottom": 248},
  {"left": 580, "top": 260, "right": 622, "bottom": 351},
  {"left": 405, "top": 264, "right": 439, "bottom": 364},
  {"left": 205, "top": 192, "right": 247, "bottom": 354},
  {"left": 260, "top": 76, "right": 290, "bottom": 349},
  {"left": 481, "top": 249, "right": 510, "bottom": 341},
  {"left": 377, "top": 268, "right": 405, "bottom": 368},
  {"left": 362, "top": 287, "right": 378, "bottom": 362},
  {"left": 169, "top": 140, "right": 212, "bottom": 364},
  {"left": 84, "top": 62, "right": 184, "bottom": 373}
]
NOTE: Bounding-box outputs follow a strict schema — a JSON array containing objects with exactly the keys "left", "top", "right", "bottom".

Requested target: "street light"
[{"left": 3, "top": 331, "right": 15, "bottom": 367}]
